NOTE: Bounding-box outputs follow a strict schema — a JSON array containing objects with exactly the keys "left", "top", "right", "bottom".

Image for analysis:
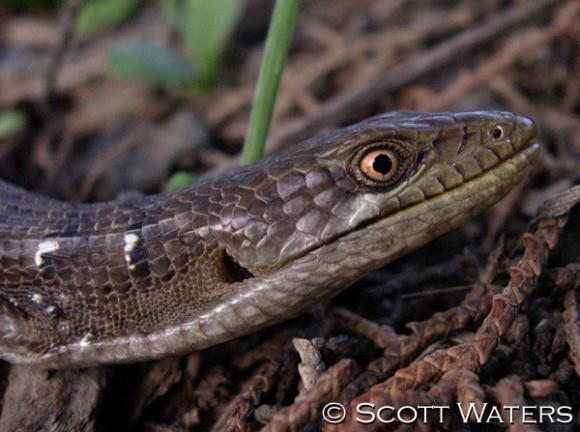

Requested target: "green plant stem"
[{"left": 242, "top": 0, "right": 300, "bottom": 164}]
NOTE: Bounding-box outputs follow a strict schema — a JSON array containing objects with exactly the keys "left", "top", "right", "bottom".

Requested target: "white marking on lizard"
[
  {"left": 79, "top": 333, "right": 94, "bottom": 347},
  {"left": 123, "top": 233, "right": 140, "bottom": 270},
  {"left": 35, "top": 240, "right": 60, "bottom": 266}
]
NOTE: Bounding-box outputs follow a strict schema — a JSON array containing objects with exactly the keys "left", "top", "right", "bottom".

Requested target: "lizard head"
[{"left": 208, "top": 111, "right": 538, "bottom": 280}]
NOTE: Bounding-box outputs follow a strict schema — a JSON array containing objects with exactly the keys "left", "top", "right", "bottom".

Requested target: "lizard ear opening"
[{"left": 221, "top": 250, "right": 254, "bottom": 283}]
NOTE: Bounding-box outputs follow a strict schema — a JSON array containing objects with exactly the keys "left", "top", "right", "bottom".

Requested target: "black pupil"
[
  {"left": 493, "top": 127, "right": 502, "bottom": 139},
  {"left": 372, "top": 154, "right": 393, "bottom": 175}
]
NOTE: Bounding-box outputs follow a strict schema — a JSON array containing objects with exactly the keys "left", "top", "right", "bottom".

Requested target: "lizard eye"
[
  {"left": 350, "top": 141, "right": 418, "bottom": 189},
  {"left": 360, "top": 149, "right": 398, "bottom": 181}
]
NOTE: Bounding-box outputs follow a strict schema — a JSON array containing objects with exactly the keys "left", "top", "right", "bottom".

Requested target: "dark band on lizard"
[{"left": 0, "top": 111, "right": 539, "bottom": 368}]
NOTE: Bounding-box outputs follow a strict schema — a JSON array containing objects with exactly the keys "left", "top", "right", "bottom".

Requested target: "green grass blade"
[{"left": 242, "top": 0, "right": 300, "bottom": 165}]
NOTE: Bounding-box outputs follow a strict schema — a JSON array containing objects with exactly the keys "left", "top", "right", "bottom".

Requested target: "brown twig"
[
  {"left": 44, "top": 0, "right": 82, "bottom": 104},
  {"left": 262, "top": 359, "right": 360, "bottom": 432},
  {"left": 562, "top": 289, "right": 580, "bottom": 377},
  {"left": 534, "top": 185, "right": 580, "bottom": 221},
  {"left": 334, "top": 308, "right": 399, "bottom": 349},
  {"left": 488, "top": 375, "right": 541, "bottom": 432},
  {"left": 226, "top": 357, "right": 285, "bottom": 432},
  {"left": 456, "top": 370, "right": 486, "bottom": 423}
]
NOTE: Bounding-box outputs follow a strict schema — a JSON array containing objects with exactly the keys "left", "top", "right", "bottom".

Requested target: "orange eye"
[
  {"left": 360, "top": 149, "right": 399, "bottom": 181},
  {"left": 349, "top": 141, "right": 417, "bottom": 189}
]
